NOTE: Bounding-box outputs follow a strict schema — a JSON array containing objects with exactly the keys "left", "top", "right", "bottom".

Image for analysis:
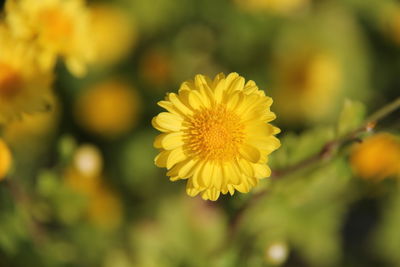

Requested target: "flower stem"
[{"left": 228, "top": 97, "right": 400, "bottom": 238}]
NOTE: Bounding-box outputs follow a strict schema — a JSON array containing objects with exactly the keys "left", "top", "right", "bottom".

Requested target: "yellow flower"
[
  {"left": 350, "top": 133, "right": 400, "bottom": 180},
  {"left": 74, "top": 79, "right": 141, "bottom": 138},
  {"left": 88, "top": 3, "right": 137, "bottom": 66},
  {"left": 4, "top": 95, "right": 59, "bottom": 145},
  {"left": 0, "top": 26, "right": 53, "bottom": 125},
  {"left": 0, "top": 139, "right": 13, "bottom": 180},
  {"left": 382, "top": 5, "right": 400, "bottom": 45},
  {"left": 235, "top": 0, "right": 309, "bottom": 15},
  {"left": 152, "top": 73, "right": 280, "bottom": 201},
  {"left": 273, "top": 51, "right": 342, "bottom": 124},
  {"left": 5, "top": 0, "right": 93, "bottom": 77}
]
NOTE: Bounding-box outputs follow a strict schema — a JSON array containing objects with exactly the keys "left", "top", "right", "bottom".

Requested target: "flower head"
[
  {"left": 74, "top": 79, "right": 141, "bottom": 138},
  {"left": 6, "top": 0, "right": 93, "bottom": 77},
  {"left": 0, "top": 139, "right": 12, "bottom": 180},
  {"left": 88, "top": 3, "right": 137, "bottom": 66},
  {"left": 152, "top": 73, "right": 280, "bottom": 201},
  {"left": 235, "top": 0, "right": 309, "bottom": 15},
  {"left": 350, "top": 133, "right": 400, "bottom": 180},
  {"left": 0, "top": 26, "right": 53, "bottom": 124}
]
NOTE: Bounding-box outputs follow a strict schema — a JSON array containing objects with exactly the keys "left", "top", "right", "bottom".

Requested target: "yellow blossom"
[
  {"left": 0, "top": 139, "right": 12, "bottom": 180},
  {"left": 273, "top": 51, "right": 342, "bottom": 124},
  {"left": 74, "top": 79, "right": 141, "bottom": 138},
  {"left": 88, "top": 3, "right": 137, "bottom": 66},
  {"left": 350, "top": 133, "right": 400, "bottom": 180},
  {"left": 152, "top": 73, "right": 280, "bottom": 201},
  {"left": 5, "top": 0, "right": 93, "bottom": 77},
  {"left": 0, "top": 26, "right": 53, "bottom": 125},
  {"left": 235, "top": 0, "right": 309, "bottom": 14},
  {"left": 87, "top": 184, "right": 123, "bottom": 229},
  {"left": 382, "top": 5, "right": 400, "bottom": 45},
  {"left": 3, "top": 95, "right": 59, "bottom": 147}
]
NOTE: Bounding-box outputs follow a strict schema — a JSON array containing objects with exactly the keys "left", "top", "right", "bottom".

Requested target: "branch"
[
  {"left": 228, "top": 97, "right": 400, "bottom": 237},
  {"left": 5, "top": 179, "right": 48, "bottom": 245}
]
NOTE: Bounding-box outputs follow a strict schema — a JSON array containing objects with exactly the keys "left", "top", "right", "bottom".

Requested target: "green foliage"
[
  {"left": 337, "top": 99, "right": 366, "bottom": 137},
  {"left": 373, "top": 184, "right": 400, "bottom": 266},
  {"left": 0, "top": 0, "right": 399, "bottom": 266}
]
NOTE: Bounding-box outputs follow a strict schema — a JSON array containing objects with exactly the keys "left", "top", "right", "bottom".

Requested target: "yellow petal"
[
  {"left": 201, "top": 188, "right": 220, "bottom": 201},
  {"left": 224, "top": 162, "right": 241, "bottom": 185},
  {"left": 247, "top": 136, "right": 281, "bottom": 155},
  {"left": 166, "top": 147, "right": 186, "bottom": 169},
  {"left": 158, "top": 100, "right": 180, "bottom": 116},
  {"left": 236, "top": 158, "right": 254, "bottom": 178},
  {"left": 213, "top": 77, "right": 226, "bottom": 103},
  {"left": 200, "top": 161, "right": 215, "bottom": 187},
  {"left": 154, "top": 132, "right": 184, "bottom": 150},
  {"left": 228, "top": 184, "right": 235, "bottom": 195},
  {"left": 253, "top": 164, "right": 271, "bottom": 178},
  {"left": 234, "top": 182, "right": 250, "bottom": 193},
  {"left": 152, "top": 112, "right": 183, "bottom": 132},
  {"left": 230, "top": 76, "right": 245, "bottom": 92},
  {"left": 225, "top": 91, "right": 241, "bottom": 111},
  {"left": 154, "top": 150, "right": 169, "bottom": 167},
  {"left": 212, "top": 164, "right": 224, "bottom": 190},
  {"left": 168, "top": 93, "right": 193, "bottom": 116},
  {"left": 167, "top": 159, "right": 198, "bottom": 178},
  {"left": 186, "top": 179, "right": 200, "bottom": 197},
  {"left": 239, "top": 143, "right": 261, "bottom": 163},
  {"left": 188, "top": 90, "right": 207, "bottom": 110}
]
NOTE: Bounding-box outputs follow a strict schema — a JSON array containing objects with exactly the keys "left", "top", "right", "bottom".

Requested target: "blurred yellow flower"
[
  {"left": 235, "top": 0, "right": 309, "bottom": 14},
  {"left": 3, "top": 95, "right": 59, "bottom": 145},
  {"left": 383, "top": 5, "right": 400, "bottom": 45},
  {"left": 0, "top": 139, "right": 12, "bottom": 180},
  {"left": 152, "top": 73, "right": 280, "bottom": 201},
  {"left": 0, "top": 26, "right": 53, "bottom": 125},
  {"left": 74, "top": 80, "right": 141, "bottom": 139},
  {"left": 87, "top": 183, "right": 123, "bottom": 230},
  {"left": 350, "top": 133, "right": 400, "bottom": 180},
  {"left": 5, "top": 0, "right": 93, "bottom": 77},
  {"left": 273, "top": 51, "right": 342, "bottom": 124},
  {"left": 88, "top": 4, "right": 137, "bottom": 66}
]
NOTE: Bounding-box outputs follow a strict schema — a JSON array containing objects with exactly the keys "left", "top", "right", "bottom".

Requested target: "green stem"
[{"left": 228, "top": 97, "right": 400, "bottom": 238}]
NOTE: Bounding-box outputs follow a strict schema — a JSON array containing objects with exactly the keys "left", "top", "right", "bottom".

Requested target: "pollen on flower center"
[
  {"left": 186, "top": 105, "right": 245, "bottom": 161},
  {"left": 0, "top": 62, "right": 22, "bottom": 99}
]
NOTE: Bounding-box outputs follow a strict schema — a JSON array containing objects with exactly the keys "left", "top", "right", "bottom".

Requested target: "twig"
[
  {"left": 5, "top": 179, "right": 47, "bottom": 245},
  {"left": 228, "top": 97, "right": 400, "bottom": 238}
]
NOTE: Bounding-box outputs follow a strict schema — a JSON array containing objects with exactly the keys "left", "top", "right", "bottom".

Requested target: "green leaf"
[{"left": 336, "top": 99, "right": 366, "bottom": 137}]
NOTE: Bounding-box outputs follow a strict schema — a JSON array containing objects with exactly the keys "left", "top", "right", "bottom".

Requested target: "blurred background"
[{"left": 0, "top": 0, "right": 400, "bottom": 266}]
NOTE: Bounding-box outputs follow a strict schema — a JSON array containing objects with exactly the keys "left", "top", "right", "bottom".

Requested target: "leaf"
[{"left": 337, "top": 99, "right": 366, "bottom": 137}]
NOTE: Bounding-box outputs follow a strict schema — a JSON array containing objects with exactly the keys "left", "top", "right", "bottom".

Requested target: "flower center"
[
  {"left": 39, "top": 7, "right": 74, "bottom": 49},
  {"left": 186, "top": 105, "right": 245, "bottom": 161},
  {"left": 0, "top": 62, "right": 22, "bottom": 99}
]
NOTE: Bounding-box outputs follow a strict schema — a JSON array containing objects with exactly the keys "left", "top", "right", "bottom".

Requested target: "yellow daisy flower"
[
  {"left": 0, "top": 139, "right": 13, "bottom": 180},
  {"left": 152, "top": 73, "right": 281, "bottom": 201},
  {"left": 0, "top": 26, "right": 53, "bottom": 125},
  {"left": 88, "top": 3, "right": 137, "bottom": 66},
  {"left": 350, "top": 133, "right": 400, "bottom": 180},
  {"left": 5, "top": 0, "right": 93, "bottom": 77},
  {"left": 235, "top": 0, "right": 309, "bottom": 15},
  {"left": 74, "top": 79, "right": 141, "bottom": 138}
]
